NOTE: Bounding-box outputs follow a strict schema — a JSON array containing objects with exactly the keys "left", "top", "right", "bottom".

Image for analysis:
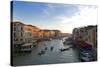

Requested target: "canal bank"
[{"left": 13, "top": 39, "right": 80, "bottom": 66}]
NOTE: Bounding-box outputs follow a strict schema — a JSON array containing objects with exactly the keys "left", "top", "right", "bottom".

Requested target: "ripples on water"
[{"left": 13, "top": 39, "right": 79, "bottom": 66}]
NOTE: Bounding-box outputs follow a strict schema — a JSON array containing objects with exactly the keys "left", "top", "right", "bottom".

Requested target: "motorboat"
[
  {"left": 80, "top": 50, "right": 93, "bottom": 62},
  {"left": 59, "top": 48, "right": 70, "bottom": 52},
  {"left": 80, "top": 56, "right": 93, "bottom": 62}
]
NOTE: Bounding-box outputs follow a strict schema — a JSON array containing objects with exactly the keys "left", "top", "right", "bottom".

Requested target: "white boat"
[{"left": 20, "top": 43, "right": 33, "bottom": 52}]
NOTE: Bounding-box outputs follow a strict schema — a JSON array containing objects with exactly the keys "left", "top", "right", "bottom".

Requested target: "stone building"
[
  {"left": 85, "top": 26, "right": 97, "bottom": 60},
  {"left": 12, "top": 21, "right": 24, "bottom": 52},
  {"left": 23, "top": 31, "right": 33, "bottom": 44},
  {"left": 21, "top": 30, "right": 33, "bottom": 52},
  {"left": 72, "top": 25, "right": 97, "bottom": 61},
  {"left": 73, "top": 25, "right": 97, "bottom": 44},
  {"left": 52, "top": 30, "right": 61, "bottom": 37},
  {"left": 24, "top": 25, "right": 41, "bottom": 39},
  {"left": 42, "top": 30, "right": 51, "bottom": 38}
]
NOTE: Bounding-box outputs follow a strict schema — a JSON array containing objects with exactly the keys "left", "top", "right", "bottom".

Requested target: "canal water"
[{"left": 13, "top": 39, "right": 80, "bottom": 66}]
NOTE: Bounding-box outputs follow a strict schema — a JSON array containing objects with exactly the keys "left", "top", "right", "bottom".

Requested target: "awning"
[{"left": 78, "top": 42, "right": 92, "bottom": 49}]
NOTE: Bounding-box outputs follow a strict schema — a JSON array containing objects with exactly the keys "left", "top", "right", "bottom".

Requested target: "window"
[
  {"left": 21, "top": 32, "right": 23, "bottom": 37},
  {"left": 14, "top": 27, "right": 16, "bottom": 31},
  {"left": 30, "top": 46, "right": 31, "bottom": 48},
  {"left": 21, "top": 26, "right": 23, "bottom": 30},
  {"left": 15, "top": 39, "right": 18, "bottom": 41},
  {"left": 14, "top": 33, "right": 16, "bottom": 37},
  {"left": 20, "top": 39, "right": 23, "bottom": 41}
]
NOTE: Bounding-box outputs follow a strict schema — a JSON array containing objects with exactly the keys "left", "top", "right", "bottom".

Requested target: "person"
[{"left": 50, "top": 46, "right": 54, "bottom": 51}]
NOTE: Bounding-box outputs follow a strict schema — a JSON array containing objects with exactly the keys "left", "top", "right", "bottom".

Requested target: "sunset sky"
[{"left": 12, "top": 1, "right": 97, "bottom": 33}]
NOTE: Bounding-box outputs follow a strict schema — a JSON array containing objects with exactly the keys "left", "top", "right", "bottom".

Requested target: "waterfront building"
[
  {"left": 85, "top": 26, "right": 97, "bottom": 60},
  {"left": 72, "top": 25, "right": 97, "bottom": 61},
  {"left": 24, "top": 25, "right": 41, "bottom": 39},
  {"left": 42, "top": 30, "right": 51, "bottom": 38},
  {"left": 23, "top": 31, "right": 33, "bottom": 44},
  {"left": 12, "top": 21, "right": 24, "bottom": 52},
  {"left": 73, "top": 25, "right": 97, "bottom": 45},
  {"left": 21, "top": 30, "right": 33, "bottom": 52},
  {"left": 52, "top": 30, "right": 61, "bottom": 38},
  {"left": 41, "top": 30, "right": 61, "bottom": 39}
]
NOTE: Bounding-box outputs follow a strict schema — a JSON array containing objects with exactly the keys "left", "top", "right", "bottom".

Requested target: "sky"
[{"left": 12, "top": 1, "right": 97, "bottom": 33}]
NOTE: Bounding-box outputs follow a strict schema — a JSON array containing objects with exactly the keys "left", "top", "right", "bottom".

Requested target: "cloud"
[
  {"left": 43, "top": 4, "right": 79, "bottom": 17},
  {"left": 43, "top": 4, "right": 55, "bottom": 16},
  {"left": 55, "top": 5, "right": 97, "bottom": 25},
  {"left": 42, "top": 4, "right": 97, "bottom": 33},
  {"left": 53, "top": 5, "right": 97, "bottom": 33},
  {"left": 54, "top": 16, "right": 73, "bottom": 24}
]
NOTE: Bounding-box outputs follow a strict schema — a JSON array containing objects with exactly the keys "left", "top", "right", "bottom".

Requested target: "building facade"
[
  {"left": 21, "top": 30, "right": 33, "bottom": 52},
  {"left": 72, "top": 25, "right": 97, "bottom": 61},
  {"left": 12, "top": 21, "right": 24, "bottom": 52}
]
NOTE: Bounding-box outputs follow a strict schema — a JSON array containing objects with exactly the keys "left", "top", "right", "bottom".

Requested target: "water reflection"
[{"left": 13, "top": 39, "right": 79, "bottom": 66}]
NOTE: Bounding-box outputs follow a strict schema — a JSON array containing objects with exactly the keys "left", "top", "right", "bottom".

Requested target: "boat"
[
  {"left": 59, "top": 48, "right": 70, "bottom": 52},
  {"left": 20, "top": 43, "right": 33, "bottom": 52},
  {"left": 80, "top": 56, "right": 93, "bottom": 62},
  {"left": 38, "top": 50, "right": 45, "bottom": 55},
  {"left": 80, "top": 50, "right": 93, "bottom": 62},
  {"left": 80, "top": 57, "right": 91, "bottom": 62},
  {"left": 50, "top": 46, "right": 54, "bottom": 51}
]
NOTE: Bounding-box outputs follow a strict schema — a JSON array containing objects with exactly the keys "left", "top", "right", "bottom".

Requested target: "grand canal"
[{"left": 13, "top": 38, "right": 80, "bottom": 66}]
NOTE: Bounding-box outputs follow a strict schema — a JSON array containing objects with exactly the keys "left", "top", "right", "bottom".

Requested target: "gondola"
[{"left": 38, "top": 50, "right": 45, "bottom": 55}]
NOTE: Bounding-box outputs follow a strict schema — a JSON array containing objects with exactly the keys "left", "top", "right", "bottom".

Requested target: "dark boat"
[
  {"left": 80, "top": 49, "right": 93, "bottom": 62},
  {"left": 50, "top": 46, "right": 54, "bottom": 51},
  {"left": 38, "top": 50, "right": 45, "bottom": 55}
]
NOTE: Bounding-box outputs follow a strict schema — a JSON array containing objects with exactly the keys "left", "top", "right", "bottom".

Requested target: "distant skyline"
[{"left": 12, "top": 1, "right": 97, "bottom": 33}]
